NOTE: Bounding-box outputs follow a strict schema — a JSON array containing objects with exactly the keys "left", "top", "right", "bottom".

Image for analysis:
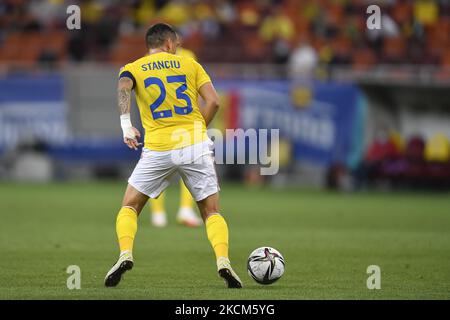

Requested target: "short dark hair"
[{"left": 145, "top": 23, "right": 177, "bottom": 49}]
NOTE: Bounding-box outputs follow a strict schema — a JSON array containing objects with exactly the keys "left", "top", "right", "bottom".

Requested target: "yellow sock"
[
  {"left": 205, "top": 214, "right": 229, "bottom": 259},
  {"left": 116, "top": 207, "right": 138, "bottom": 253},
  {"left": 179, "top": 181, "right": 193, "bottom": 209},
  {"left": 150, "top": 192, "right": 165, "bottom": 214}
]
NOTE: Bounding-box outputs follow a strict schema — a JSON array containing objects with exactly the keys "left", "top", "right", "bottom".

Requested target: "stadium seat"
[
  {"left": 109, "top": 33, "right": 148, "bottom": 64},
  {"left": 1, "top": 32, "right": 44, "bottom": 68},
  {"left": 441, "top": 49, "right": 450, "bottom": 67},
  {"left": 1, "top": 0, "right": 450, "bottom": 67},
  {"left": 43, "top": 31, "right": 68, "bottom": 61},
  {"left": 382, "top": 37, "right": 407, "bottom": 64},
  {"left": 392, "top": 1, "right": 413, "bottom": 25},
  {"left": 352, "top": 48, "right": 377, "bottom": 70},
  {"left": 0, "top": 33, "right": 23, "bottom": 62}
]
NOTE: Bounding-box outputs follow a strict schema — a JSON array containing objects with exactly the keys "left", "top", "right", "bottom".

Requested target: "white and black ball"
[{"left": 247, "top": 247, "right": 285, "bottom": 285}]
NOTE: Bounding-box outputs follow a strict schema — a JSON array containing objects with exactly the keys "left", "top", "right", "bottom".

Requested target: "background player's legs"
[
  {"left": 179, "top": 180, "right": 193, "bottom": 209},
  {"left": 150, "top": 192, "right": 167, "bottom": 227},
  {"left": 149, "top": 180, "right": 202, "bottom": 227},
  {"left": 177, "top": 180, "right": 203, "bottom": 227}
]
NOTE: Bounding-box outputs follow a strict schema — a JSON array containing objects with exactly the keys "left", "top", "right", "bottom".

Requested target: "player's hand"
[{"left": 123, "top": 127, "right": 142, "bottom": 150}]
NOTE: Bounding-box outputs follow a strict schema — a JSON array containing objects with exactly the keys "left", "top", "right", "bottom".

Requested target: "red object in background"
[
  {"left": 405, "top": 136, "right": 425, "bottom": 162},
  {"left": 227, "top": 91, "right": 240, "bottom": 130},
  {"left": 365, "top": 139, "right": 401, "bottom": 163},
  {"left": 404, "top": 136, "right": 426, "bottom": 179}
]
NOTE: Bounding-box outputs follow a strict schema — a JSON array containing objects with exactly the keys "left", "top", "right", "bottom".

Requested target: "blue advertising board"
[
  {"left": 216, "top": 80, "right": 365, "bottom": 167},
  {"left": 0, "top": 74, "right": 69, "bottom": 152}
]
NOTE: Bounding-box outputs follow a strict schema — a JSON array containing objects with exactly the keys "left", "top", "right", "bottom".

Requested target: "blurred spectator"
[
  {"left": 424, "top": 133, "right": 450, "bottom": 162},
  {"left": 354, "top": 127, "right": 402, "bottom": 188},
  {"left": 259, "top": 5, "right": 295, "bottom": 64},
  {"left": 366, "top": 13, "right": 400, "bottom": 42},
  {"left": 288, "top": 38, "right": 318, "bottom": 77},
  {"left": 414, "top": 0, "right": 439, "bottom": 26},
  {"left": 353, "top": 130, "right": 450, "bottom": 190},
  {"left": 259, "top": 6, "right": 295, "bottom": 43},
  {"left": 158, "top": 0, "right": 191, "bottom": 27},
  {"left": 405, "top": 135, "right": 426, "bottom": 162},
  {"left": 1, "top": 0, "right": 450, "bottom": 67},
  {"left": 365, "top": 129, "right": 401, "bottom": 163}
]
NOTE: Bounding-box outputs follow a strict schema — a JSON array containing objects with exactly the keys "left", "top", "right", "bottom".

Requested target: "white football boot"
[
  {"left": 104, "top": 251, "right": 134, "bottom": 287},
  {"left": 151, "top": 212, "right": 168, "bottom": 227},
  {"left": 217, "top": 257, "right": 242, "bottom": 288},
  {"left": 176, "top": 207, "right": 203, "bottom": 227}
]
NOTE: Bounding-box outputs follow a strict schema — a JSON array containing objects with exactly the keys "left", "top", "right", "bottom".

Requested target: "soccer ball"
[{"left": 247, "top": 247, "right": 285, "bottom": 285}]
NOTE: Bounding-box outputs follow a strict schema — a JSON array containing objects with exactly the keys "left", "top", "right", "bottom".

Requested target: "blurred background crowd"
[
  {"left": 0, "top": 0, "right": 449, "bottom": 190},
  {"left": 1, "top": 0, "right": 450, "bottom": 68}
]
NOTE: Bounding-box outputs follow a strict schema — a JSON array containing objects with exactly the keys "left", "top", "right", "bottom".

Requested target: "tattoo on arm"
[
  {"left": 118, "top": 78, "right": 133, "bottom": 115},
  {"left": 118, "top": 87, "right": 131, "bottom": 115}
]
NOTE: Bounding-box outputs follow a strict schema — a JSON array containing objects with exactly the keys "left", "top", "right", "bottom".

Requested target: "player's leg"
[
  {"left": 178, "top": 140, "right": 242, "bottom": 288},
  {"left": 105, "top": 147, "right": 174, "bottom": 287},
  {"left": 197, "top": 193, "right": 242, "bottom": 288},
  {"left": 105, "top": 184, "right": 148, "bottom": 287},
  {"left": 176, "top": 180, "right": 203, "bottom": 227},
  {"left": 150, "top": 192, "right": 167, "bottom": 227}
]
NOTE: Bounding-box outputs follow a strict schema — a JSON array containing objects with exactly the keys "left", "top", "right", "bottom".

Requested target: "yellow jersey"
[
  {"left": 176, "top": 47, "right": 197, "bottom": 61},
  {"left": 119, "top": 51, "right": 211, "bottom": 151}
]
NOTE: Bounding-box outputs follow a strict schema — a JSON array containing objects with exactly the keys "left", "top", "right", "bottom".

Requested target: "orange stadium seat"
[
  {"left": 440, "top": 45, "right": 450, "bottom": 67},
  {"left": 109, "top": 33, "right": 151, "bottom": 65},
  {"left": 118, "top": 34, "right": 145, "bottom": 48},
  {"left": 43, "top": 31, "right": 68, "bottom": 60},
  {"left": 110, "top": 43, "right": 145, "bottom": 66},
  {"left": 18, "top": 33, "right": 44, "bottom": 68},
  {"left": 383, "top": 37, "right": 407, "bottom": 63},
  {"left": 0, "top": 33, "right": 22, "bottom": 61},
  {"left": 326, "top": 3, "right": 344, "bottom": 26},
  {"left": 0, "top": 32, "right": 43, "bottom": 68},
  {"left": 352, "top": 48, "right": 376, "bottom": 70},
  {"left": 392, "top": 1, "right": 413, "bottom": 25}
]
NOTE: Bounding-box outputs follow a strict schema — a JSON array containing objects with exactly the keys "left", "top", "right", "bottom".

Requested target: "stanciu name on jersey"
[{"left": 141, "top": 60, "right": 181, "bottom": 71}]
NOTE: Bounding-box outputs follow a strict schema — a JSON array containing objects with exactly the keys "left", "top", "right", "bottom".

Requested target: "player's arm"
[
  {"left": 198, "top": 82, "right": 219, "bottom": 126},
  {"left": 118, "top": 76, "right": 141, "bottom": 150}
]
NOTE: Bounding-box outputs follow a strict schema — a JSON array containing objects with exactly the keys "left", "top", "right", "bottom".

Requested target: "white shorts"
[{"left": 128, "top": 139, "right": 220, "bottom": 202}]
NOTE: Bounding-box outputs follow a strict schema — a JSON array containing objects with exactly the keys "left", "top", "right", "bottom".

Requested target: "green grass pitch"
[{"left": 0, "top": 182, "right": 449, "bottom": 299}]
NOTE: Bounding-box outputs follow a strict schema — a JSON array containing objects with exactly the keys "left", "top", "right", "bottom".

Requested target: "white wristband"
[
  {"left": 120, "top": 113, "right": 135, "bottom": 140},
  {"left": 120, "top": 113, "right": 132, "bottom": 130}
]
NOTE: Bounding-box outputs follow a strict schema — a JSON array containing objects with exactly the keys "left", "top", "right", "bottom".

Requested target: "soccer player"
[
  {"left": 104, "top": 23, "right": 242, "bottom": 288},
  {"left": 150, "top": 181, "right": 202, "bottom": 227},
  {"left": 149, "top": 46, "right": 203, "bottom": 229}
]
